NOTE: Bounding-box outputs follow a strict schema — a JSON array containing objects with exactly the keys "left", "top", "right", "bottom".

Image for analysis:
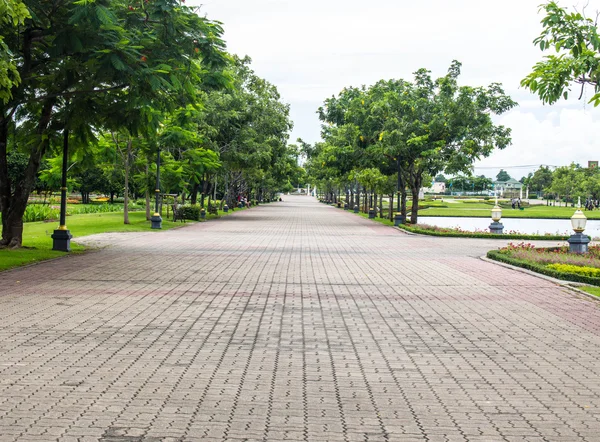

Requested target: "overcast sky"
[{"left": 192, "top": 0, "right": 600, "bottom": 180}]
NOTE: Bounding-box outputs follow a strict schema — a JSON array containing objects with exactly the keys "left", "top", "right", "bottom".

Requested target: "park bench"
[{"left": 172, "top": 204, "right": 186, "bottom": 223}]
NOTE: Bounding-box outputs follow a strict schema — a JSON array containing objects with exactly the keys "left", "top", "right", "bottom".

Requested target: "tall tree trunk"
[
  {"left": 399, "top": 172, "right": 408, "bottom": 219},
  {"left": 389, "top": 194, "right": 394, "bottom": 221},
  {"left": 1, "top": 100, "right": 54, "bottom": 248},
  {"left": 190, "top": 182, "right": 200, "bottom": 205},
  {"left": 123, "top": 140, "right": 131, "bottom": 225},
  {"left": 409, "top": 171, "right": 422, "bottom": 224}
]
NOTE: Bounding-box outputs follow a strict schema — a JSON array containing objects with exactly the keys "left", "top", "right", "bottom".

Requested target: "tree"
[
  {"left": 198, "top": 57, "right": 292, "bottom": 206},
  {"left": 0, "top": 0, "right": 29, "bottom": 103},
  {"left": 522, "top": 2, "right": 600, "bottom": 106},
  {"left": 473, "top": 175, "right": 492, "bottom": 192},
  {"left": 403, "top": 62, "right": 516, "bottom": 222},
  {"left": 496, "top": 169, "right": 511, "bottom": 182},
  {"left": 549, "top": 163, "right": 582, "bottom": 205},
  {"left": 0, "top": 0, "right": 228, "bottom": 247},
  {"left": 434, "top": 174, "right": 447, "bottom": 183},
  {"left": 529, "top": 166, "right": 553, "bottom": 194}
]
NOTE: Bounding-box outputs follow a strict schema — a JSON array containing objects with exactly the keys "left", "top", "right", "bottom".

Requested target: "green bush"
[
  {"left": 398, "top": 224, "right": 568, "bottom": 240},
  {"left": 487, "top": 250, "right": 600, "bottom": 286},
  {"left": 546, "top": 263, "right": 600, "bottom": 277},
  {"left": 68, "top": 204, "right": 124, "bottom": 215},
  {"left": 23, "top": 204, "right": 59, "bottom": 222},
  {"left": 178, "top": 205, "right": 200, "bottom": 221}
]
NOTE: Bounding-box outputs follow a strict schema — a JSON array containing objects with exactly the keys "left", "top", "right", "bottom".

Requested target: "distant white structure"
[{"left": 422, "top": 182, "right": 446, "bottom": 194}]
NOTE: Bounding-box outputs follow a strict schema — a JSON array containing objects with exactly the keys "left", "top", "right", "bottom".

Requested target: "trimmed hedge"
[
  {"left": 178, "top": 205, "right": 201, "bottom": 221},
  {"left": 398, "top": 224, "right": 570, "bottom": 240},
  {"left": 547, "top": 263, "right": 600, "bottom": 277},
  {"left": 486, "top": 250, "right": 600, "bottom": 286}
]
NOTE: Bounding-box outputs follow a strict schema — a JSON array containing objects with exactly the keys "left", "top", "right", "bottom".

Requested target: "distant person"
[
  {"left": 511, "top": 198, "right": 516, "bottom": 209},
  {"left": 517, "top": 198, "right": 521, "bottom": 209}
]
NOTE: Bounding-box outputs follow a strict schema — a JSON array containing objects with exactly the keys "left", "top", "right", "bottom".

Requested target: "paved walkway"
[{"left": 1, "top": 197, "right": 599, "bottom": 442}]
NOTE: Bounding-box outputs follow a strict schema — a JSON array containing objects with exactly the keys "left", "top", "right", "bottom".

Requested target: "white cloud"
[
  {"left": 475, "top": 104, "right": 600, "bottom": 179},
  {"left": 192, "top": 0, "right": 600, "bottom": 170}
]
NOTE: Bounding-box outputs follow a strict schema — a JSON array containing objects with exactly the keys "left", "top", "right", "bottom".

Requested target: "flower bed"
[
  {"left": 398, "top": 223, "right": 569, "bottom": 240},
  {"left": 487, "top": 243, "right": 600, "bottom": 286}
]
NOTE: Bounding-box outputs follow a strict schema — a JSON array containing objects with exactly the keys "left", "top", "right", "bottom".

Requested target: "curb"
[
  {"left": 393, "top": 226, "right": 417, "bottom": 236},
  {"left": 480, "top": 255, "right": 600, "bottom": 302}
]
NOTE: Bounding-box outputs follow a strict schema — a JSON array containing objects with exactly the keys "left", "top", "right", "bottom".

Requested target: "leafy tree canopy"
[{"left": 522, "top": 1, "right": 600, "bottom": 106}]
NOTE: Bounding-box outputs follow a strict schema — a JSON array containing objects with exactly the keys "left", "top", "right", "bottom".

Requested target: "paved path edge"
[{"left": 480, "top": 255, "right": 600, "bottom": 302}]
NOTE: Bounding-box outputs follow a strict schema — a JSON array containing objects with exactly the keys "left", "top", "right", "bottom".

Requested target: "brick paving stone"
[{"left": 0, "top": 196, "right": 599, "bottom": 441}]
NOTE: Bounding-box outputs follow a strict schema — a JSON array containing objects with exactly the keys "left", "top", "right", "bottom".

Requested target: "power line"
[{"left": 473, "top": 164, "right": 559, "bottom": 169}]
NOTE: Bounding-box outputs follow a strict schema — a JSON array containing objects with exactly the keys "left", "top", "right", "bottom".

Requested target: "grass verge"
[
  {"left": 0, "top": 211, "right": 187, "bottom": 272},
  {"left": 579, "top": 286, "right": 600, "bottom": 297},
  {"left": 397, "top": 224, "right": 570, "bottom": 240},
  {"left": 486, "top": 249, "right": 600, "bottom": 287},
  {"left": 344, "top": 207, "right": 570, "bottom": 240},
  {"left": 0, "top": 203, "right": 258, "bottom": 272}
]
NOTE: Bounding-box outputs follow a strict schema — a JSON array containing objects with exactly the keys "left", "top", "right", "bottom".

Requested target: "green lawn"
[
  {"left": 337, "top": 198, "right": 594, "bottom": 219},
  {"left": 416, "top": 200, "right": 600, "bottom": 219},
  {"left": 579, "top": 286, "right": 600, "bottom": 297},
  {"left": 0, "top": 211, "right": 183, "bottom": 272},
  {"left": 0, "top": 205, "right": 251, "bottom": 272}
]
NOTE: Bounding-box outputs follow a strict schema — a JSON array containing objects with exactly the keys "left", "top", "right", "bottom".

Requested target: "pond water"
[{"left": 418, "top": 216, "right": 600, "bottom": 238}]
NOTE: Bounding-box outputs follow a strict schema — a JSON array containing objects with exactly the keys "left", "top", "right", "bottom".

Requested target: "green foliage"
[
  {"left": 547, "top": 263, "right": 600, "bottom": 277},
  {"left": 0, "top": 0, "right": 29, "bottom": 103},
  {"left": 178, "top": 205, "right": 201, "bottom": 221},
  {"left": 22, "top": 204, "right": 59, "bottom": 223},
  {"left": 306, "top": 61, "right": 516, "bottom": 223},
  {"left": 487, "top": 249, "right": 600, "bottom": 286},
  {"left": 496, "top": 169, "right": 511, "bottom": 181},
  {"left": 522, "top": 2, "right": 600, "bottom": 106},
  {"left": 0, "top": 211, "right": 182, "bottom": 272},
  {"left": 0, "top": 0, "right": 230, "bottom": 246},
  {"left": 529, "top": 166, "right": 553, "bottom": 193},
  {"left": 398, "top": 223, "right": 568, "bottom": 240}
]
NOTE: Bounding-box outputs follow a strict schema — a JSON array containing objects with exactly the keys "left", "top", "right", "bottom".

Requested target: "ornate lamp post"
[
  {"left": 51, "top": 127, "right": 73, "bottom": 251},
  {"left": 489, "top": 195, "right": 504, "bottom": 234},
  {"left": 150, "top": 144, "right": 162, "bottom": 229},
  {"left": 568, "top": 197, "right": 589, "bottom": 254}
]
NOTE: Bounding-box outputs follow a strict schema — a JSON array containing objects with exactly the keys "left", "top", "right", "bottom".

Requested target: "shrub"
[
  {"left": 547, "top": 263, "right": 600, "bottom": 277},
  {"left": 398, "top": 224, "right": 569, "bottom": 240},
  {"left": 487, "top": 249, "right": 600, "bottom": 286},
  {"left": 68, "top": 204, "right": 123, "bottom": 215},
  {"left": 23, "top": 204, "right": 59, "bottom": 222},
  {"left": 500, "top": 242, "right": 600, "bottom": 267},
  {"left": 178, "top": 205, "right": 200, "bottom": 221}
]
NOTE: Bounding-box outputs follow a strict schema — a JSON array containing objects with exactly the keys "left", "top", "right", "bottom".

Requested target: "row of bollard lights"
[
  {"left": 489, "top": 196, "right": 590, "bottom": 254},
  {"left": 323, "top": 197, "right": 590, "bottom": 255}
]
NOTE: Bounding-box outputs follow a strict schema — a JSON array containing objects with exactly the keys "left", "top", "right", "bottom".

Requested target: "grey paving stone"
[{"left": 0, "top": 196, "right": 599, "bottom": 441}]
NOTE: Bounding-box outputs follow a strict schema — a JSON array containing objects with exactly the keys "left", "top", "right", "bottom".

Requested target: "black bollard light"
[
  {"left": 200, "top": 208, "right": 206, "bottom": 220},
  {"left": 368, "top": 207, "right": 375, "bottom": 219},
  {"left": 489, "top": 200, "right": 504, "bottom": 234},
  {"left": 568, "top": 199, "right": 589, "bottom": 254},
  {"left": 394, "top": 213, "right": 405, "bottom": 226},
  {"left": 354, "top": 205, "right": 359, "bottom": 213},
  {"left": 150, "top": 144, "right": 162, "bottom": 229},
  {"left": 224, "top": 204, "right": 229, "bottom": 213},
  {"left": 52, "top": 126, "right": 73, "bottom": 252}
]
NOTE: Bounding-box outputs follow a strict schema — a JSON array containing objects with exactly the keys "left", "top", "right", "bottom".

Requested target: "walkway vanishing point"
[{"left": 1, "top": 197, "right": 599, "bottom": 442}]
